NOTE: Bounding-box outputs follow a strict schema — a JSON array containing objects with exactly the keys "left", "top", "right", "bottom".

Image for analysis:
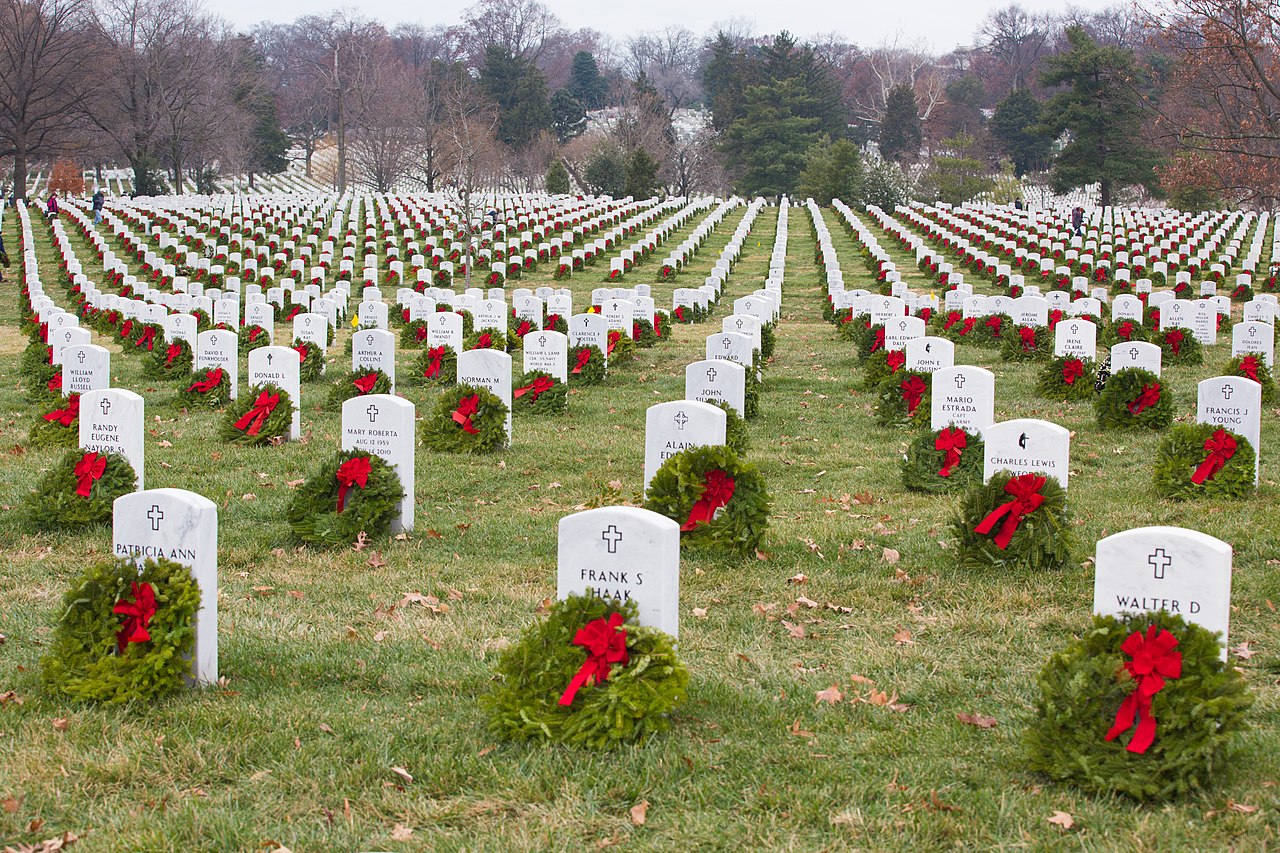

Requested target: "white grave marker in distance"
[
  {"left": 1231, "top": 321, "right": 1274, "bottom": 367},
  {"left": 195, "top": 329, "right": 238, "bottom": 399},
  {"left": 884, "top": 316, "right": 926, "bottom": 352},
  {"left": 457, "top": 348, "right": 512, "bottom": 445},
  {"left": 685, "top": 359, "right": 746, "bottom": 417},
  {"left": 247, "top": 346, "right": 301, "bottom": 440},
  {"left": 1054, "top": 318, "right": 1097, "bottom": 360},
  {"left": 905, "top": 336, "right": 955, "bottom": 373},
  {"left": 557, "top": 506, "right": 680, "bottom": 638},
  {"left": 522, "top": 330, "right": 568, "bottom": 383},
  {"left": 351, "top": 329, "right": 396, "bottom": 389},
  {"left": 1198, "top": 376, "right": 1261, "bottom": 484},
  {"left": 643, "top": 400, "right": 727, "bottom": 493},
  {"left": 341, "top": 394, "right": 415, "bottom": 532},
  {"left": 982, "top": 418, "right": 1071, "bottom": 489},
  {"left": 931, "top": 366, "right": 995, "bottom": 433},
  {"left": 79, "top": 388, "right": 144, "bottom": 488}
]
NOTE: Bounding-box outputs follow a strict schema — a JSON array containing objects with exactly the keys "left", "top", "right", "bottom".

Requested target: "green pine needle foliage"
[
  {"left": 645, "top": 445, "right": 771, "bottom": 555},
  {"left": 568, "top": 345, "right": 607, "bottom": 385},
  {"left": 1221, "top": 353, "right": 1277, "bottom": 403},
  {"left": 512, "top": 371, "right": 568, "bottom": 415},
  {"left": 1036, "top": 356, "right": 1097, "bottom": 402},
  {"left": 1000, "top": 325, "right": 1050, "bottom": 361},
  {"left": 413, "top": 346, "right": 457, "bottom": 386},
  {"left": 1095, "top": 367, "right": 1173, "bottom": 430},
  {"left": 291, "top": 340, "right": 325, "bottom": 382},
  {"left": 286, "top": 450, "right": 405, "bottom": 547},
  {"left": 219, "top": 383, "right": 294, "bottom": 445},
  {"left": 951, "top": 470, "right": 1074, "bottom": 572},
  {"left": 23, "top": 450, "right": 137, "bottom": 530},
  {"left": 901, "top": 428, "right": 984, "bottom": 494},
  {"left": 142, "top": 338, "right": 193, "bottom": 380},
  {"left": 1159, "top": 327, "right": 1203, "bottom": 366},
  {"left": 420, "top": 383, "right": 508, "bottom": 454},
  {"left": 1152, "top": 424, "right": 1255, "bottom": 500},
  {"left": 324, "top": 368, "right": 393, "bottom": 410},
  {"left": 177, "top": 367, "right": 232, "bottom": 409},
  {"left": 706, "top": 399, "right": 749, "bottom": 456},
  {"left": 875, "top": 370, "right": 932, "bottom": 427}
]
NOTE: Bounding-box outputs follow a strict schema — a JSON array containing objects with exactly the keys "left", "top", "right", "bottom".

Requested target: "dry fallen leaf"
[
  {"left": 390, "top": 766, "right": 413, "bottom": 784},
  {"left": 367, "top": 552, "right": 387, "bottom": 569},
  {"left": 1227, "top": 800, "right": 1259, "bottom": 814},
  {"left": 1232, "top": 642, "right": 1256, "bottom": 660},
  {"left": 52, "top": 718, "right": 69, "bottom": 732},
  {"left": 956, "top": 712, "right": 998, "bottom": 729},
  {"left": 352, "top": 531, "right": 370, "bottom": 551},
  {"left": 158, "top": 439, "right": 173, "bottom": 448},
  {"left": 815, "top": 685, "right": 844, "bottom": 705},
  {"left": 787, "top": 719, "right": 815, "bottom": 738},
  {"left": 373, "top": 631, "right": 389, "bottom": 643},
  {"left": 390, "top": 823, "right": 414, "bottom": 841},
  {"left": 882, "top": 547, "right": 900, "bottom": 564},
  {"left": 787, "top": 573, "right": 808, "bottom": 585},
  {"left": 893, "top": 628, "right": 915, "bottom": 646},
  {"left": 629, "top": 800, "right": 649, "bottom": 826},
  {"left": 781, "top": 620, "right": 806, "bottom": 639},
  {"left": 691, "top": 607, "right": 708, "bottom": 619},
  {"left": 2, "top": 796, "right": 20, "bottom": 813},
  {"left": 1047, "top": 810, "right": 1075, "bottom": 829}
]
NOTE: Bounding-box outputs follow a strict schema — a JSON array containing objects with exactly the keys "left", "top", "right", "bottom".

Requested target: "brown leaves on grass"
[
  {"left": 956, "top": 712, "right": 998, "bottom": 729},
  {"left": 1232, "top": 641, "right": 1256, "bottom": 660},
  {"left": 787, "top": 719, "right": 815, "bottom": 738},
  {"left": 389, "top": 766, "right": 413, "bottom": 784},
  {"left": 628, "top": 800, "right": 649, "bottom": 826},
  {"left": 0, "top": 690, "right": 23, "bottom": 706},
  {"left": 399, "top": 592, "right": 449, "bottom": 615},
  {"left": 390, "top": 824, "right": 414, "bottom": 841},
  {"left": 787, "top": 573, "right": 808, "bottom": 585},
  {"left": 352, "top": 531, "right": 370, "bottom": 551},
  {"left": 1047, "top": 810, "right": 1075, "bottom": 829},
  {"left": 366, "top": 552, "right": 387, "bottom": 569},
  {"left": 815, "top": 685, "right": 844, "bottom": 705},
  {"left": 893, "top": 628, "right": 915, "bottom": 646}
]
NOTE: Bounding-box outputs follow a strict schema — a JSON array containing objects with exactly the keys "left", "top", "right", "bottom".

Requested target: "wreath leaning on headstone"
[
  {"left": 512, "top": 371, "right": 567, "bottom": 415},
  {"left": 144, "top": 338, "right": 193, "bottom": 379},
  {"left": 414, "top": 345, "right": 457, "bottom": 386},
  {"left": 705, "top": 400, "right": 749, "bottom": 456},
  {"left": 420, "top": 383, "right": 508, "bottom": 454},
  {"left": 41, "top": 557, "right": 202, "bottom": 704},
  {"left": 861, "top": 348, "right": 906, "bottom": 391},
  {"left": 1222, "top": 353, "right": 1277, "bottom": 403},
  {"left": 178, "top": 367, "right": 231, "bottom": 409},
  {"left": 1024, "top": 612, "right": 1252, "bottom": 801},
  {"left": 482, "top": 592, "right": 688, "bottom": 750},
  {"left": 645, "top": 444, "right": 771, "bottom": 555},
  {"left": 901, "top": 426, "right": 984, "bottom": 494},
  {"left": 239, "top": 324, "right": 271, "bottom": 353},
  {"left": 1096, "top": 368, "right": 1173, "bottom": 430},
  {"left": 326, "top": 367, "right": 392, "bottom": 409},
  {"left": 23, "top": 449, "right": 137, "bottom": 530},
  {"left": 606, "top": 329, "right": 635, "bottom": 365},
  {"left": 1001, "top": 325, "right": 1050, "bottom": 362},
  {"left": 951, "top": 470, "right": 1074, "bottom": 572},
  {"left": 568, "top": 344, "right": 607, "bottom": 385},
  {"left": 220, "top": 383, "right": 293, "bottom": 445},
  {"left": 875, "top": 370, "right": 932, "bottom": 427},
  {"left": 291, "top": 339, "right": 325, "bottom": 382},
  {"left": 29, "top": 393, "right": 81, "bottom": 449},
  {"left": 1158, "top": 327, "right": 1203, "bottom": 366},
  {"left": 286, "top": 449, "right": 405, "bottom": 547},
  {"left": 1152, "top": 424, "right": 1255, "bottom": 500},
  {"left": 1036, "top": 356, "right": 1097, "bottom": 402}
]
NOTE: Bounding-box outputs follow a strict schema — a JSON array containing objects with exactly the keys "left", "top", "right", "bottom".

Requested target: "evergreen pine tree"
[{"left": 879, "top": 84, "right": 922, "bottom": 164}]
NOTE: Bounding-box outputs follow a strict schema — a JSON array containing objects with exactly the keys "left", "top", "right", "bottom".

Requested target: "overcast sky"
[{"left": 204, "top": 0, "right": 1123, "bottom": 53}]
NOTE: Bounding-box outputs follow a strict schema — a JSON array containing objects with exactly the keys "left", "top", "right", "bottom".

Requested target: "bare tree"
[
  {"left": 460, "top": 0, "right": 562, "bottom": 65},
  {"left": 625, "top": 26, "right": 702, "bottom": 113},
  {"left": 848, "top": 36, "right": 944, "bottom": 127},
  {"left": 440, "top": 72, "right": 502, "bottom": 286},
  {"left": 349, "top": 60, "right": 422, "bottom": 192}
]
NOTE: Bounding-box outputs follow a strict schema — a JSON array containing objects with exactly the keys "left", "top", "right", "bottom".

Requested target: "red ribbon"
[
  {"left": 558, "top": 612, "right": 629, "bottom": 706},
  {"left": 135, "top": 326, "right": 156, "bottom": 350},
  {"left": 415, "top": 325, "right": 428, "bottom": 342},
  {"left": 119, "top": 319, "right": 133, "bottom": 339},
  {"left": 572, "top": 348, "right": 592, "bottom": 374},
  {"left": 674, "top": 306, "right": 685, "bottom": 322},
  {"left": 43, "top": 394, "right": 80, "bottom": 427},
  {"left": 681, "top": 469, "right": 736, "bottom": 531},
  {"left": 1019, "top": 326, "right": 1037, "bottom": 349},
  {"left": 973, "top": 473, "right": 1046, "bottom": 550},
  {"left": 1104, "top": 626, "right": 1182, "bottom": 754},
  {"left": 165, "top": 343, "right": 183, "bottom": 367},
  {"left": 515, "top": 320, "right": 532, "bottom": 338},
  {"left": 935, "top": 427, "right": 966, "bottom": 477},
  {"left": 943, "top": 311, "right": 961, "bottom": 330},
  {"left": 293, "top": 344, "right": 309, "bottom": 363},
  {"left": 886, "top": 350, "right": 905, "bottom": 372},
  {"left": 1117, "top": 321, "right": 1136, "bottom": 341},
  {"left": 1127, "top": 383, "right": 1161, "bottom": 415},
  {"left": 73, "top": 451, "right": 106, "bottom": 497},
  {"left": 1191, "top": 428, "right": 1237, "bottom": 484},
  {"left": 960, "top": 317, "right": 976, "bottom": 335},
  {"left": 233, "top": 391, "right": 280, "bottom": 436},
  {"left": 870, "top": 327, "right": 884, "bottom": 352},
  {"left": 112, "top": 581, "right": 157, "bottom": 653},
  {"left": 452, "top": 394, "right": 479, "bottom": 434},
  {"left": 474, "top": 332, "right": 493, "bottom": 350},
  {"left": 653, "top": 314, "right": 662, "bottom": 337},
  {"left": 1061, "top": 358, "right": 1084, "bottom": 385},
  {"left": 353, "top": 373, "right": 379, "bottom": 394},
  {"left": 188, "top": 368, "right": 223, "bottom": 393},
  {"left": 900, "top": 376, "right": 926, "bottom": 414},
  {"left": 985, "top": 315, "right": 1002, "bottom": 335},
  {"left": 1238, "top": 355, "right": 1260, "bottom": 383},
  {"left": 514, "top": 376, "right": 555, "bottom": 401},
  {"left": 47, "top": 373, "right": 62, "bottom": 393},
  {"left": 1165, "top": 329, "right": 1183, "bottom": 354},
  {"left": 546, "top": 313, "right": 561, "bottom": 329},
  {"left": 248, "top": 326, "right": 263, "bottom": 342},
  {"left": 335, "top": 455, "right": 372, "bottom": 512},
  {"left": 423, "top": 346, "right": 446, "bottom": 379}
]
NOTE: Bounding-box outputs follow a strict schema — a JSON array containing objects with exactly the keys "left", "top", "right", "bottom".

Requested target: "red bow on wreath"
[
  {"left": 935, "top": 427, "right": 966, "bottom": 477},
  {"left": 188, "top": 368, "right": 223, "bottom": 393},
  {"left": 1104, "top": 625, "right": 1182, "bottom": 754},
  {"left": 233, "top": 391, "right": 280, "bottom": 436},
  {"left": 870, "top": 327, "right": 885, "bottom": 353},
  {"left": 1238, "top": 355, "right": 1260, "bottom": 383},
  {"left": 414, "top": 325, "right": 428, "bottom": 342},
  {"left": 1061, "top": 358, "right": 1084, "bottom": 385},
  {"left": 474, "top": 332, "right": 493, "bottom": 350},
  {"left": 423, "top": 346, "right": 446, "bottom": 379},
  {"left": 293, "top": 344, "right": 309, "bottom": 363},
  {"left": 353, "top": 373, "right": 379, "bottom": 394},
  {"left": 515, "top": 320, "right": 532, "bottom": 338},
  {"left": 1165, "top": 329, "right": 1184, "bottom": 354},
  {"left": 73, "top": 451, "right": 106, "bottom": 497},
  {"left": 607, "top": 331, "right": 621, "bottom": 355},
  {"left": 514, "top": 376, "right": 554, "bottom": 401},
  {"left": 113, "top": 581, "right": 157, "bottom": 653},
  {"left": 164, "top": 343, "right": 183, "bottom": 367},
  {"left": 1019, "top": 327, "right": 1037, "bottom": 349},
  {"left": 572, "top": 349, "right": 592, "bottom": 374},
  {"left": 135, "top": 325, "right": 157, "bottom": 350},
  {"left": 1117, "top": 321, "right": 1136, "bottom": 341},
  {"left": 1191, "top": 429, "right": 1237, "bottom": 484},
  {"left": 1128, "top": 383, "right": 1161, "bottom": 415},
  {"left": 335, "top": 455, "right": 372, "bottom": 512},
  {"left": 47, "top": 373, "right": 62, "bottom": 393},
  {"left": 886, "top": 350, "right": 905, "bottom": 372},
  {"left": 558, "top": 612, "right": 629, "bottom": 706},
  {"left": 681, "top": 469, "right": 735, "bottom": 531},
  {"left": 900, "top": 376, "right": 926, "bottom": 414},
  {"left": 452, "top": 394, "right": 480, "bottom": 434},
  {"left": 43, "top": 394, "right": 80, "bottom": 427},
  {"left": 119, "top": 319, "right": 133, "bottom": 338},
  {"left": 674, "top": 306, "right": 686, "bottom": 322},
  {"left": 985, "top": 316, "right": 1003, "bottom": 334},
  {"left": 973, "top": 473, "right": 1046, "bottom": 550}
]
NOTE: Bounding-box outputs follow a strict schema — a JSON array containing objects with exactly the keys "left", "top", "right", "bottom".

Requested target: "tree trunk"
[
  {"left": 1100, "top": 179, "right": 1111, "bottom": 210},
  {"left": 304, "top": 143, "right": 313, "bottom": 178},
  {"left": 12, "top": 146, "right": 27, "bottom": 202}
]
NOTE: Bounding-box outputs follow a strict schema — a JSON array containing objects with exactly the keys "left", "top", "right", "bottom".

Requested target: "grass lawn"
[{"left": 0, "top": 199, "right": 1278, "bottom": 851}]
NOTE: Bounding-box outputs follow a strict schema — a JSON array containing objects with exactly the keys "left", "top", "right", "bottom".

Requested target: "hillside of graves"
[{"left": 1, "top": 193, "right": 1278, "bottom": 850}]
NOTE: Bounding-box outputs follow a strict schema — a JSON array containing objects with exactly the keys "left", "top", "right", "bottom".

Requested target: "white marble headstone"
[
  {"left": 644, "top": 400, "right": 727, "bottom": 493},
  {"left": 341, "top": 394, "right": 415, "bottom": 532},
  {"left": 61, "top": 344, "right": 110, "bottom": 396},
  {"left": 523, "top": 330, "right": 568, "bottom": 383},
  {"left": 79, "top": 388, "right": 144, "bottom": 489},
  {"left": 351, "top": 329, "right": 396, "bottom": 389},
  {"left": 931, "top": 366, "right": 995, "bottom": 433},
  {"left": 1110, "top": 341, "right": 1162, "bottom": 377},
  {"left": 982, "top": 418, "right": 1071, "bottom": 489},
  {"left": 1198, "top": 376, "right": 1261, "bottom": 484},
  {"left": 457, "top": 348, "right": 512, "bottom": 445},
  {"left": 685, "top": 359, "right": 746, "bottom": 417},
  {"left": 905, "top": 336, "right": 955, "bottom": 373},
  {"left": 196, "top": 329, "right": 238, "bottom": 399},
  {"left": 247, "top": 346, "right": 301, "bottom": 440}
]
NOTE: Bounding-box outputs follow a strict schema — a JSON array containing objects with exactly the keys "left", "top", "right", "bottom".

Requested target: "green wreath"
[
  {"left": 512, "top": 371, "right": 568, "bottom": 415},
  {"left": 875, "top": 370, "right": 932, "bottom": 427},
  {"left": 178, "top": 366, "right": 232, "bottom": 409},
  {"left": 29, "top": 394, "right": 81, "bottom": 448},
  {"left": 482, "top": 592, "right": 687, "bottom": 750},
  {"left": 1024, "top": 612, "right": 1252, "bottom": 801},
  {"left": 861, "top": 348, "right": 905, "bottom": 390},
  {"left": 1153, "top": 424, "right": 1255, "bottom": 500},
  {"left": 706, "top": 399, "right": 749, "bottom": 456},
  {"left": 400, "top": 320, "right": 430, "bottom": 349},
  {"left": 1096, "top": 368, "right": 1173, "bottom": 430},
  {"left": 285, "top": 449, "right": 406, "bottom": 547},
  {"left": 607, "top": 329, "right": 635, "bottom": 365},
  {"left": 325, "top": 368, "right": 393, "bottom": 410},
  {"left": 633, "top": 317, "right": 659, "bottom": 348},
  {"left": 951, "top": 470, "right": 1074, "bottom": 572},
  {"left": 465, "top": 328, "right": 515, "bottom": 353},
  {"left": 1158, "top": 327, "right": 1203, "bottom": 366},
  {"left": 219, "top": 383, "right": 294, "bottom": 445},
  {"left": 645, "top": 444, "right": 771, "bottom": 555},
  {"left": 544, "top": 314, "right": 569, "bottom": 334},
  {"left": 420, "top": 383, "right": 508, "bottom": 454},
  {"left": 414, "top": 345, "right": 457, "bottom": 386},
  {"left": 1001, "top": 325, "right": 1050, "bottom": 361},
  {"left": 901, "top": 427, "right": 984, "bottom": 494},
  {"left": 1100, "top": 319, "right": 1149, "bottom": 349},
  {"left": 290, "top": 339, "right": 325, "bottom": 382},
  {"left": 21, "top": 339, "right": 55, "bottom": 380},
  {"left": 126, "top": 321, "right": 164, "bottom": 354},
  {"left": 239, "top": 324, "right": 272, "bottom": 353},
  {"left": 1037, "top": 356, "right": 1097, "bottom": 402},
  {"left": 455, "top": 308, "right": 475, "bottom": 336},
  {"left": 1222, "top": 353, "right": 1277, "bottom": 403},
  {"left": 22, "top": 449, "right": 137, "bottom": 530},
  {"left": 760, "top": 324, "right": 776, "bottom": 359},
  {"left": 143, "top": 338, "right": 194, "bottom": 379},
  {"left": 976, "top": 314, "right": 1012, "bottom": 348},
  {"left": 744, "top": 372, "right": 760, "bottom": 419},
  {"left": 568, "top": 344, "right": 607, "bottom": 385},
  {"left": 41, "top": 557, "right": 201, "bottom": 704},
  {"left": 852, "top": 321, "right": 884, "bottom": 361}
]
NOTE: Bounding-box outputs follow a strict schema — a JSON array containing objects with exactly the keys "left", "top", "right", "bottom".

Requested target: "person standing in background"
[
  {"left": 92, "top": 188, "right": 105, "bottom": 224},
  {"left": 46, "top": 194, "right": 58, "bottom": 219}
]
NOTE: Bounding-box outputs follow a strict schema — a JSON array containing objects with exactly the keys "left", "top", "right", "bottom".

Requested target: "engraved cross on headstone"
[
  {"left": 954, "top": 374, "right": 966, "bottom": 388},
  {"left": 100, "top": 398, "right": 112, "bottom": 416},
  {"left": 674, "top": 411, "right": 688, "bottom": 430},
  {"left": 1149, "top": 548, "right": 1172, "bottom": 580},
  {"left": 601, "top": 524, "right": 623, "bottom": 554},
  {"left": 1221, "top": 384, "right": 1233, "bottom": 399},
  {"left": 367, "top": 404, "right": 379, "bottom": 422},
  {"left": 706, "top": 367, "right": 717, "bottom": 382},
  {"left": 77, "top": 350, "right": 86, "bottom": 363},
  {"left": 147, "top": 505, "right": 165, "bottom": 531}
]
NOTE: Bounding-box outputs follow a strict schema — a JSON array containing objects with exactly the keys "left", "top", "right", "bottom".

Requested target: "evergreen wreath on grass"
[
  {"left": 759, "top": 323, "right": 776, "bottom": 359},
  {"left": 1158, "top": 327, "right": 1203, "bottom": 366},
  {"left": 1222, "top": 353, "right": 1277, "bottom": 403},
  {"left": 512, "top": 370, "right": 567, "bottom": 415},
  {"left": 706, "top": 399, "right": 749, "bottom": 456},
  {"left": 286, "top": 449, "right": 405, "bottom": 547},
  {"left": 853, "top": 321, "right": 885, "bottom": 361},
  {"left": 544, "top": 313, "right": 569, "bottom": 334},
  {"left": 415, "top": 345, "right": 457, "bottom": 386},
  {"left": 875, "top": 370, "right": 932, "bottom": 426},
  {"left": 861, "top": 348, "right": 906, "bottom": 390},
  {"left": 239, "top": 324, "right": 271, "bottom": 353},
  {"left": 291, "top": 339, "right": 325, "bottom": 382},
  {"left": 1152, "top": 424, "right": 1255, "bottom": 500},
  {"left": 1036, "top": 356, "right": 1097, "bottom": 402},
  {"left": 456, "top": 309, "right": 475, "bottom": 336},
  {"left": 219, "top": 383, "right": 293, "bottom": 445},
  {"left": 143, "top": 338, "right": 194, "bottom": 379},
  {"left": 744, "top": 372, "right": 760, "bottom": 419},
  {"left": 1096, "top": 368, "right": 1173, "bottom": 430},
  {"left": 951, "top": 470, "right": 1074, "bottom": 572},
  {"left": 23, "top": 449, "right": 137, "bottom": 530},
  {"left": 901, "top": 427, "right": 984, "bottom": 494},
  {"left": 420, "top": 383, "right": 508, "bottom": 454},
  {"left": 1024, "top": 612, "right": 1252, "bottom": 801},
  {"left": 606, "top": 329, "right": 635, "bottom": 364},
  {"left": 633, "top": 317, "right": 658, "bottom": 348},
  {"left": 568, "top": 344, "right": 606, "bottom": 385},
  {"left": 645, "top": 444, "right": 771, "bottom": 555},
  {"left": 1100, "top": 318, "right": 1149, "bottom": 348},
  {"left": 325, "top": 368, "right": 392, "bottom": 409},
  {"left": 127, "top": 322, "right": 163, "bottom": 354},
  {"left": 178, "top": 367, "right": 231, "bottom": 409},
  {"left": 401, "top": 320, "right": 431, "bottom": 349},
  {"left": 29, "top": 393, "right": 81, "bottom": 448},
  {"left": 41, "top": 557, "right": 202, "bottom": 704},
  {"left": 465, "top": 328, "right": 514, "bottom": 353},
  {"left": 978, "top": 313, "right": 1012, "bottom": 348},
  {"left": 21, "top": 338, "right": 54, "bottom": 379},
  {"left": 1001, "top": 324, "right": 1050, "bottom": 361},
  {"left": 483, "top": 592, "right": 688, "bottom": 750}
]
